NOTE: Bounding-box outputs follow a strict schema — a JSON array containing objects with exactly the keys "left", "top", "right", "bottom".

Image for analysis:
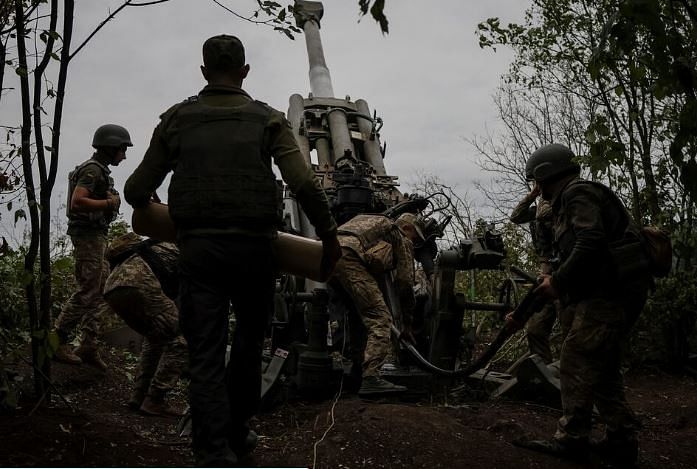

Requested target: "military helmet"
[
  {"left": 106, "top": 232, "right": 142, "bottom": 262},
  {"left": 92, "top": 124, "right": 133, "bottom": 149},
  {"left": 396, "top": 212, "right": 426, "bottom": 242},
  {"left": 525, "top": 143, "right": 580, "bottom": 182}
]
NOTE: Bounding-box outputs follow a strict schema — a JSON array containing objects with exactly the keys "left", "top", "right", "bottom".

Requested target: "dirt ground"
[{"left": 2, "top": 346, "right": 697, "bottom": 468}]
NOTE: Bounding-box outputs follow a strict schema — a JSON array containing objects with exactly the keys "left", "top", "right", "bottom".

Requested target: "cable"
[{"left": 311, "top": 308, "right": 348, "bottom": 469}]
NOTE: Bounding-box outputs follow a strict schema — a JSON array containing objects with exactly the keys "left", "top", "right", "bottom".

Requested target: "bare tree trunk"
[
  {"left": 0, "top": 36, "right": 7, "bottom": 104},
  {"left": 15, "top": 0, "right": 46, "bottom": 398},
  {"left": 33, "top": 0, "right": 59, "bottom": 403}
]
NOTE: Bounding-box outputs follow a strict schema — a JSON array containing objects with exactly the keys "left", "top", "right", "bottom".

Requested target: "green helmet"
[
  {"left": 525, "top": 143, "right": 580, "bottom": 182},
  {"left": 92, "top": 124, "right": 133, "bottom": 149}
]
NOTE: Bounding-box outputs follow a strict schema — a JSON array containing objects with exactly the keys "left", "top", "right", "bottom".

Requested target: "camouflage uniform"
[
  {"left": 511, "top": 195, "right": 558, "bottom": 364},
  {"left": 55, "top": 155, "right": 117, "bottom": 344},
  {"left": 549, "top": 177, "right": 651, "bottom": 446},
  {"left": 332, "top": 214, "right": 415, "bottom": 377},
  {"left": 104, "top": 242, "right": 187, "bottom": 401}
]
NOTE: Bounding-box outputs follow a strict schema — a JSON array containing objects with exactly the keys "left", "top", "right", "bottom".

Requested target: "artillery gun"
[{"left": 264, "top": 1, "right": 554, "bottom": 402}]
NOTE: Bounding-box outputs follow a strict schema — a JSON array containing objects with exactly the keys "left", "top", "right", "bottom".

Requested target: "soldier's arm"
[
  {"left": 510, "top": 191, "right": 538, "bottom": 225},
  {"left": 71, "top": 166, "right": 115, "bottom": 213},
  {"left": 71, "top": 186, "right": 115, "bottom": 213},
  {"left": 124, "top": 120, "right": 173, "bottom": 209},
  {"left": 392, "top": 231, "right": 416, "bottom": 319},
  {"left": 268, "top": 112, "right": 337, "bottom": 239},
  {"left": 550, "top": 184, "right": 607, "bottom": 295}
]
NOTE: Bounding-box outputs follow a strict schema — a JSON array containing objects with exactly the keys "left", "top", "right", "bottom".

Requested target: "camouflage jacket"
[
  {"left": 67, "top": 154, "right": 117, "bottom": 236},
  {"left": 510, "top": 193, "right": 554, "bottom": 264},
  {"left": 550, "top": 178, "right": 643, "bottom": 302},
  {"left": 104, "top": 242, "right": 179, "bottom": 299},
  {"left": 337, "top": 214, "right": 416, "bottom": 314}
]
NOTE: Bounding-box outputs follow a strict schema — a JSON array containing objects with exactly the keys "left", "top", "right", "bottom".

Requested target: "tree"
[
  {"left": 2, "top": 0, "right": 308, "bottom": 403},
  {"left": 477, "top": 0, "right": 697, "bottom": 266}
]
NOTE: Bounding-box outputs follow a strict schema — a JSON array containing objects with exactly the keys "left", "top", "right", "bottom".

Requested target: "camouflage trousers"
[
  {"left": 332, "top": 249, "right": 392, "bottom": 377},
  {"left": 135, "top": 335, "right": 188, "bottom": 397},
  {"left": 104, "top": 285, "right": 187, "bottom": 397},
  {"left": 55, "top": 234, "right": 110, "bottom": 342},
  {"left": 555, "top": 296, "right": 643, "bottom": 443},
  {"left": 526, "top": 300, "right": 559, "bottom": 364}
]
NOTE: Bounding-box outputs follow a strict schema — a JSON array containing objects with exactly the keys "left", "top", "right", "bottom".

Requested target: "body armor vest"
[
  {"left": 168, "top": 98, "right": 282, "bottom": 229},
  {"left": 337, "top": 214, "right": 395, "bottom": 251},
  {"left": 66, "top": 158, "right": 114, "bottom": 230}
]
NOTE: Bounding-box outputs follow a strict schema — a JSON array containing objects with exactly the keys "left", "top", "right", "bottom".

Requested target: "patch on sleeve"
[{"left": 76, "top": 168, "right": 98, "bottom": 189}]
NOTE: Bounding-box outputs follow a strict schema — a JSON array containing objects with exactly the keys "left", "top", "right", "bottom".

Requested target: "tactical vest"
[
  {"left": 66, "top": 158, "right": 114, "bottom": 230},
  {"left": 337, "top": 214, "right": 395, "bottom": 251},
  {"left": 167, "top": 98, "right": 282, "bottom": 230}
]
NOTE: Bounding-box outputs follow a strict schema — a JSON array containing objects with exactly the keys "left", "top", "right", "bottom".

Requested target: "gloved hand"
[{"left": 320, "top": 233, "right": 342, "bottom": 280}]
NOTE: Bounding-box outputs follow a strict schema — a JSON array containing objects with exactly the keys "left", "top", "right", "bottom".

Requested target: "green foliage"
[
  {"left": 630, "top": 272, "right": 697, "bottom": 366},
  {"left": 458, "top": 222, "right": 539, "bottom": 344},
  {"left": 358, "top": 0, "right": 388, "bottom": 33}
]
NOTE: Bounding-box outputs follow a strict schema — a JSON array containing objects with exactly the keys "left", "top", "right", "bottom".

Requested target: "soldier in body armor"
[
  {"left": 331, "top": 212, "right": 425, "bottom": 397},
  {"left": 54, "top": 124, "right": 131, "bottom": 370},
  {"left": 103, "top": 233, "right": 187, "bottom": 416},
  {"left": 515, "top": 144, "right": 652, "bottom": 467},
  {"left": 510, "top": 185, "right": 559, "bottom": 364},
  {"left": 124, "top": 35, "right": 340, "bottom": 466}
]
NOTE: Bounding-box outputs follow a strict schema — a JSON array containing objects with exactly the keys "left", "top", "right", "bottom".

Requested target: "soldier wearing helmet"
[
  {"left": 53, "top": 124, "right": 132, "bottom": 370},
  {"left": 514, "top": 143, "right": 651, "bottom": 467},
  {"left": 509, "top": 183, "right": 558, "bottom": 365},
  {"left": 330, "top": 212, "right": 425, "bottom": 397}
]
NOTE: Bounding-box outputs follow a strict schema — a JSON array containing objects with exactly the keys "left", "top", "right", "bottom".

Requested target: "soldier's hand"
[
  {"left": 533, "top": 274, "right": 558, "bottom": 299},
  {"left": 505, "top": 311, "right": 524, "bottom": 332},
  {"left": 107, "top": 192, "right": 121, "bottom": 213},
  {"left": 320, "top": 234, "right": 342, "bottom": 280},
  {"left": 531, "top": 183, "right": 541, "bottom": 198}
]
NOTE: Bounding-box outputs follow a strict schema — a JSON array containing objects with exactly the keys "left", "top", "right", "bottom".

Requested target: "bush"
[{"left": 629, "top": 272, "right": 697, "bottom": 368}]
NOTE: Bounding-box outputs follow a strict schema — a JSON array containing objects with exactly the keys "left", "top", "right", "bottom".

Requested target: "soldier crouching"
[{"left": 103, "top": 233, "right": 187, "bottom": 416}]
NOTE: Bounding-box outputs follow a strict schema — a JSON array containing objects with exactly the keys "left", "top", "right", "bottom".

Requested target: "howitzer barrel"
[
  {"left": 294, "top": 1, "right": 355, "bottom": 164},
  {"left": 131, "top": 203, "right": 327, "bottom": 282},
  {"left": 294, "top": 1, "right": 333, "bottom": 98}
]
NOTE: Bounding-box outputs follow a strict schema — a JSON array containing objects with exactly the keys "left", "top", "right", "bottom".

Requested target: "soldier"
[
  {"left": 331, "top": 212, "right": 425, "bottom": 397},
  {"left": 123, "top": 35, "right": 340, "bottom": 466},
  {"left": 510, "top": 185, "right": 558, "bottom": 364},
  {"left": 103, "top": 233, "right": 187, "bottom": 416},
  {"left": 515, "top": 144, "right": 652, "bottom": 467},
  {"left": 54, "top": 124, "right": 131, "bottom": 371}
]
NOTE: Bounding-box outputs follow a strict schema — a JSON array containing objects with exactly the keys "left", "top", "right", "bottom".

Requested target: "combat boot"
[
  {"left": 74, "top": 335, "right": 107, "bottom": 372},
  {"left": 140, "top": 394, "right": 183, "bottom": 417},
  {"left": 54, "top": 344, "right": 82, "bottom": 365},
  {"left": 230, "top": 429, "right": 258, "bottom": 458},
  {"left": 127, "top": 387, "right": 147, "bottom": 411},
  {"left": 358, "top": 375, "right": 407, "bottom": 397}
]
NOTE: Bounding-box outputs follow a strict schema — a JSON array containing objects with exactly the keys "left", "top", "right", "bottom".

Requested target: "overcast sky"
[{"left": 0, "top": 0, "right": 527, "bottom": 242}]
